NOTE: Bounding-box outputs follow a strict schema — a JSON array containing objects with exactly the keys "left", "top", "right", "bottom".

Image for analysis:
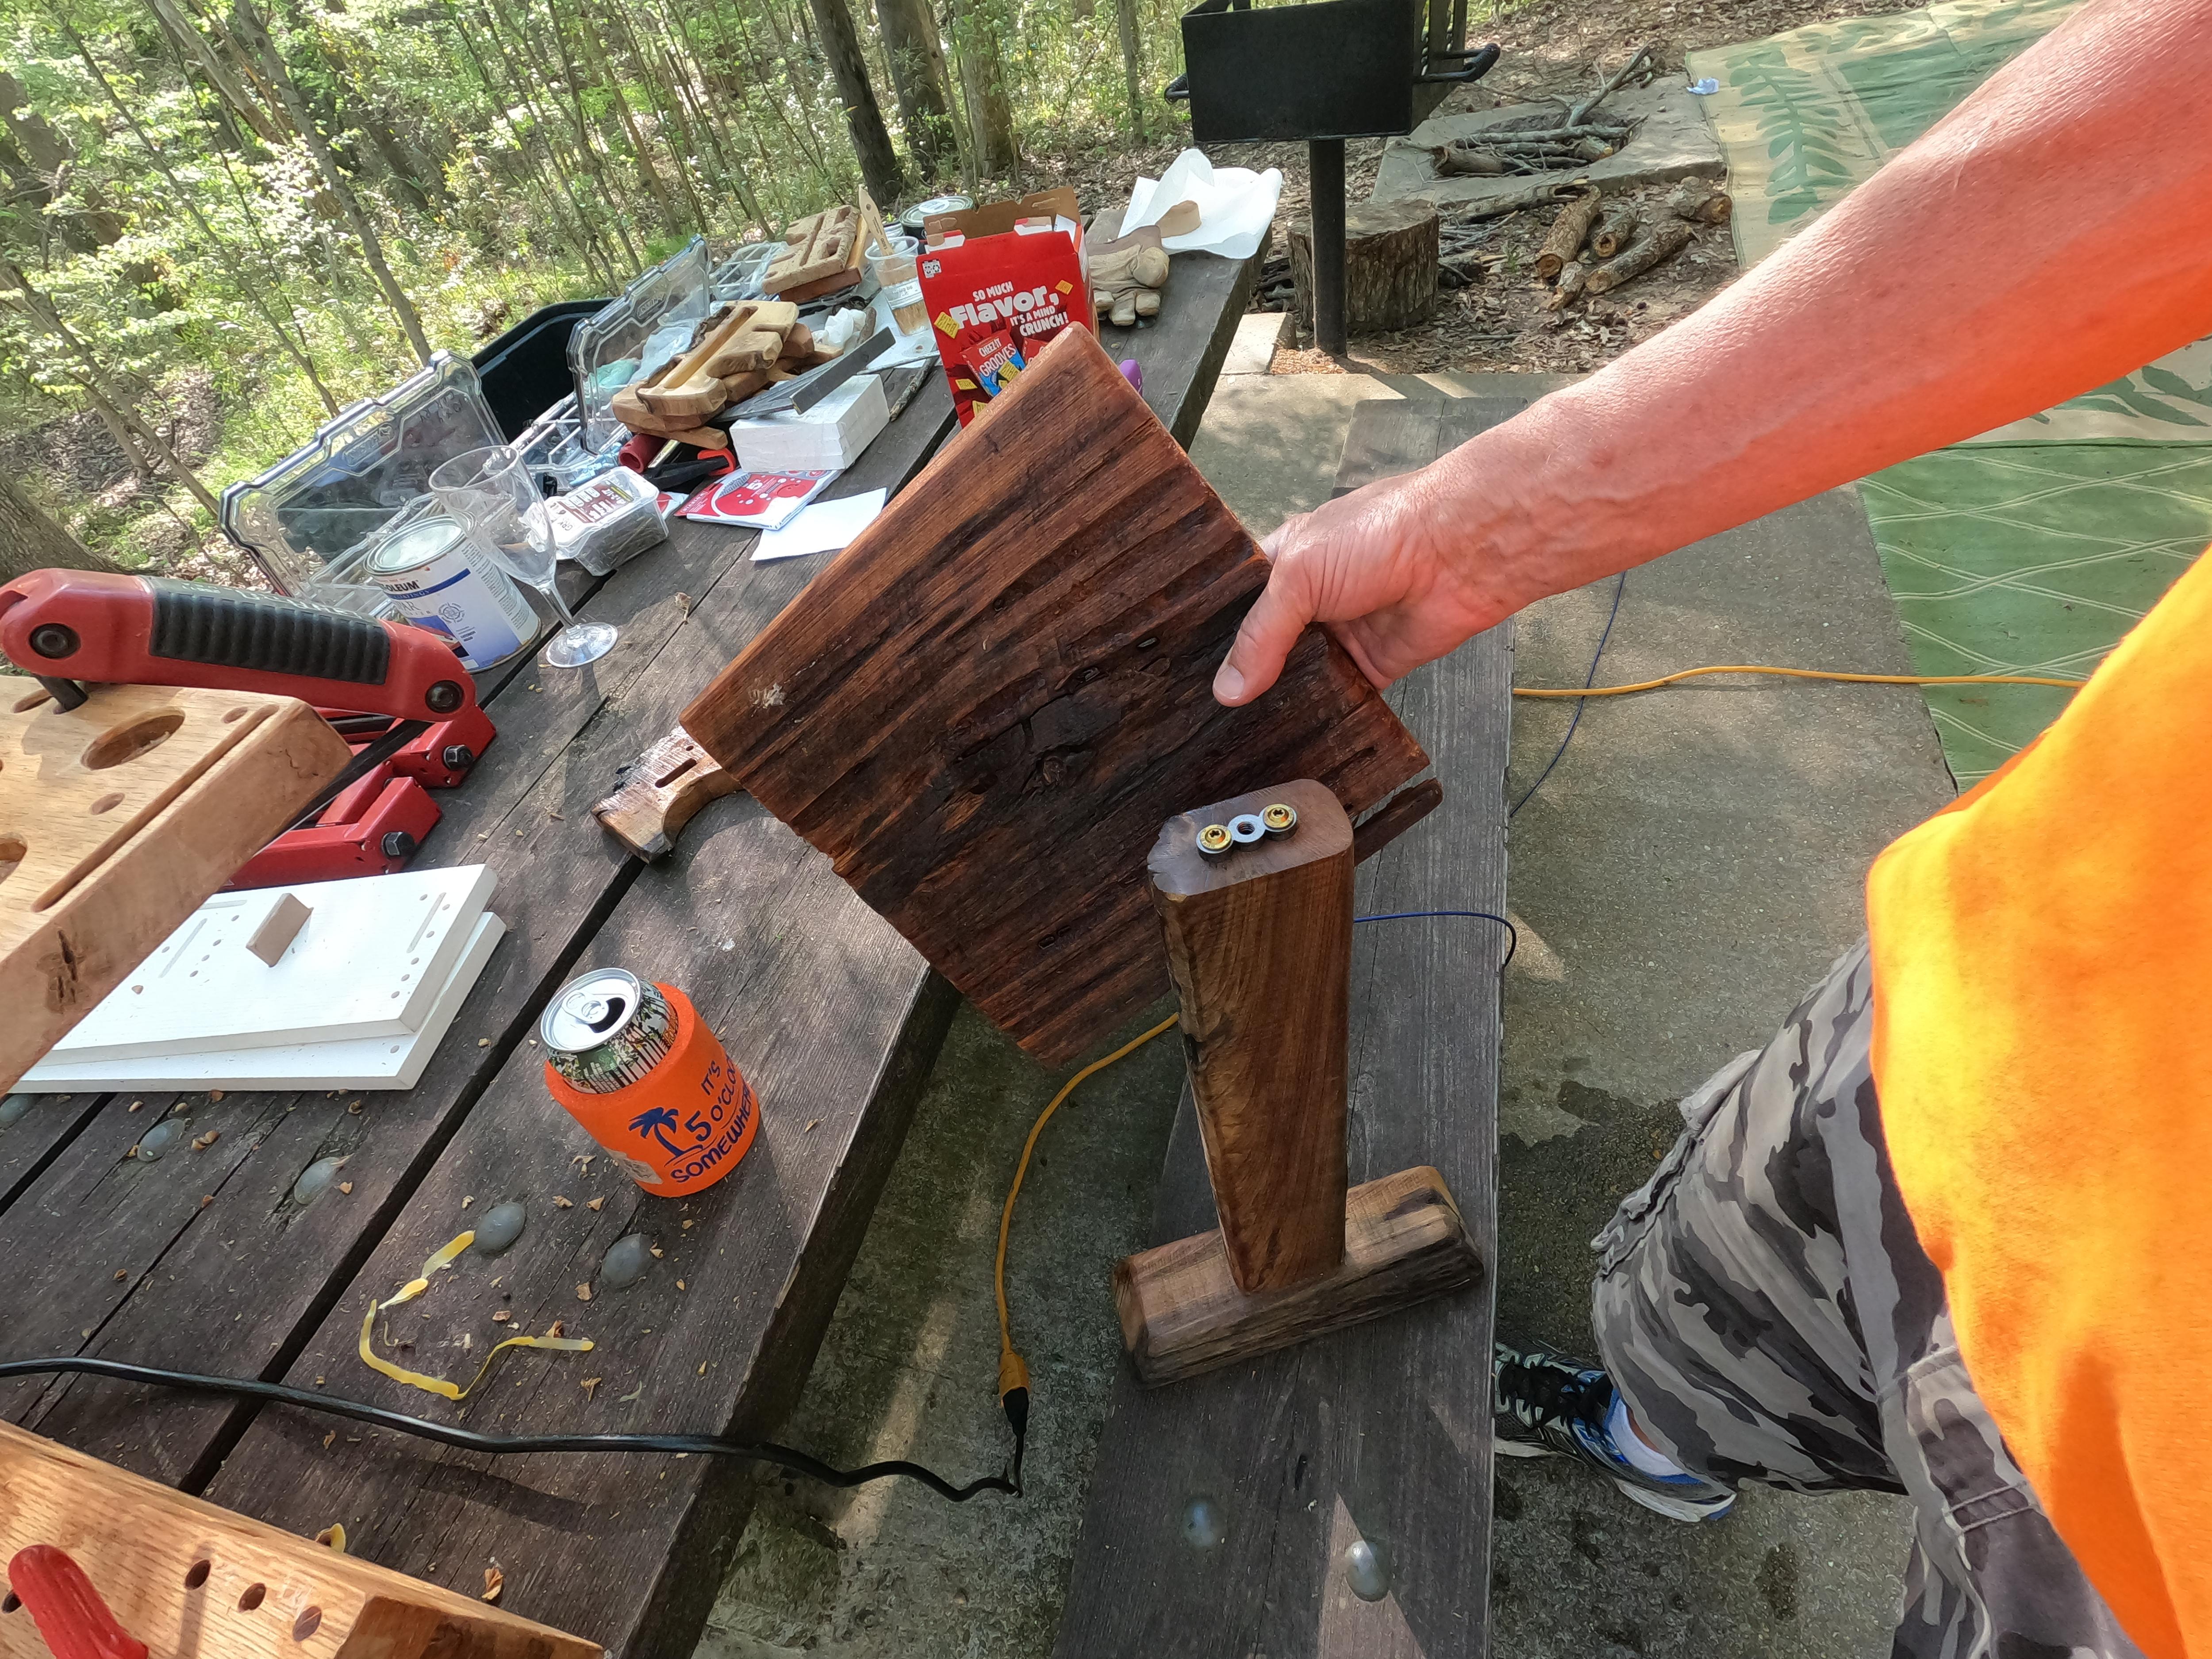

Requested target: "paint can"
[
  {"left": 539, "top": 968, "right": 760, "bottom": 1196},
  {"left": 367, "top": 511, "right": 538, "bottom": 671}
]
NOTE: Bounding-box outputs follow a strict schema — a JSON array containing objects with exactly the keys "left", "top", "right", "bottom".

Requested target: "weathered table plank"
[
  {"left": 1054, "top": 395, "right": 1515, "bottom": 1659},
  {"left": 1102, "top": 246, "right": 1266, "bottom": 450},
  {"left": 0, "top": 384, "right": 956, "bottom": 1487}
]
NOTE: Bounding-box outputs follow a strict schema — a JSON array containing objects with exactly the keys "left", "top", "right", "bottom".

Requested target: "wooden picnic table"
[{"left": 0, "top": 243, "right": 1260, "bottom": 1659}]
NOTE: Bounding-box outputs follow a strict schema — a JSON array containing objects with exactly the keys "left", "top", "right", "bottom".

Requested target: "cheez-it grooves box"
[{"left": 919, "top": 187, "right": 1093, "bottom": 426}]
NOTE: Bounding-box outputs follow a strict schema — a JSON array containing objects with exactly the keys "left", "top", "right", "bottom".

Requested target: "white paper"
[
  {"left": 1123, "top": 150, "right": 1283, "bottom": 261},
  {"left": 753, "top": 488, "right": 887, "bottom": 561}
]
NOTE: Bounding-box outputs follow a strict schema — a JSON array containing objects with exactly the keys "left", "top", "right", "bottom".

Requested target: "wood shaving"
[
  {"left": 680, "top": 1219, "right": 693, "bottom": 1229},
  {"left": 581, "top": 1377, "right": 602, "bottom": 1398},
  {"left": 338, "top": 1182, "right": 353, "bottom": 1195},
  {"left": 572, "top": 1155, "right": 595, "bottom": 1173},
  {"left": 200, "top": 1195, "right": 213, "bottom": 1207},
  {"left": 208, "top": 1090, "right": 225, "bottom": 1102},
  {"left": 675, "top": 1280, "right": 685, "bottom": 1291},
  {"left": 576, "top": 1283, "right": 594, "bottom": 1302},
  {"left": 482, "top": 1567, "right": 503, "bottom": 1604},
  {"left": 649, "top": 1246, "right": 664, "bottom": 1259},
  {"left": 127, "top": 1100, "right": 142, "bottom": 1113},
  {"left": 588, "top": 1197, "right": 605, "bottom": 1211},
  {"left": 477, "top": 1038, "right": 492, "bottom": 1047},
  {"left": 697, "top": 1362, "right": 707, "bottom": 1376},
  {"left": 348, "top": 1100, "right": 363, "bottom": 1114},
  {"left": 492, "top": 1310, "right": 512, "bottom": 1324},
  {"left": 315, "top": 1525, "right": 346, "bottom": 1552},
  {"left": 322, "top": 1431, "right": 335, "bottom": 1448},
  {"left": 804, "top": 1118, "right": 820, "bottom": 1133},
  {"left": 462, "top": 1196, "right": 473, "bottom": 1207},
  {"left": 113, "top": 1269, "right": 126, "bottom": 1281},
  {"left": 547, "top": 1321, "right": 564, "bottom": 1337},
  {"left": 553, "top": 1196, "right": 573, "bottom": 1208}
]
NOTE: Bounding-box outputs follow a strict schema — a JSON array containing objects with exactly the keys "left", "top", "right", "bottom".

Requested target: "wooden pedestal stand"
[{"left": 1114, "top": 778, "right": 1483, "bottom": 1386}]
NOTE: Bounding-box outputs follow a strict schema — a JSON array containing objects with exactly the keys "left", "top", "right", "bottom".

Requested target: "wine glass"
[{"left": 430, "top": 445, "right": 616, "bottom": 668}]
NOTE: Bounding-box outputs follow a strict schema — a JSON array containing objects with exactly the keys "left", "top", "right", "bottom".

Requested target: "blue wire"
[
  {"left": 1354, "top": 909, "right": 1517, "bottom": 974},
  {"left": 1509, "top": 571, "right": 1628, "bottom": 819}
]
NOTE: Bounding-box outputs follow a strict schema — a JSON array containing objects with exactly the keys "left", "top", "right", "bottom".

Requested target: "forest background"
[{"left": 0, "top": 0, "right": 1186, "bottom": 577}]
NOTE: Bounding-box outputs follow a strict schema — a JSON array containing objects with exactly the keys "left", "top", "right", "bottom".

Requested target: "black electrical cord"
[
  {"left": 1510, "top": 571, "right": 1628, "bottom": 818},
  {"left": 0, "top": 1357, "right": 1020, "bottom": 1503}
]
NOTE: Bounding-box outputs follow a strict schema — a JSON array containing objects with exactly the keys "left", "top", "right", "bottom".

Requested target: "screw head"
[
  {"left": 1196, "top": 823, "right": 1233, "bottom": 858},
  {"left": 1260, "top": 802, "right": 1298, "bottom": 836}
]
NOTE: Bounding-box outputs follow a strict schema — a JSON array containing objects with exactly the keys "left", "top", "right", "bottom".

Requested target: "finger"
[{"left": 1214, "top": 554, "right": 1316, "bottom": 706}]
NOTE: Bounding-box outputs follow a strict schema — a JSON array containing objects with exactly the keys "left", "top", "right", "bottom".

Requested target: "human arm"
[{"left": 1213, "top": 0, "right": 2212, "bottom": 704}]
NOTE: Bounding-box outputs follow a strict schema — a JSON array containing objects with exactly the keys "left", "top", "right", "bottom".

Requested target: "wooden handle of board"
[
  {"left": 591, "top": 724, "right": 739, "bottom": 861},
  {"left": 1148, "top": 777, "right": 1352, "bottom": 1295}
]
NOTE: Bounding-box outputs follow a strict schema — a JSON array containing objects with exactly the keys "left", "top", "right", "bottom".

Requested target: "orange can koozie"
[{"left": 540, "top": 969, "right": 760, "bottom": 1196}]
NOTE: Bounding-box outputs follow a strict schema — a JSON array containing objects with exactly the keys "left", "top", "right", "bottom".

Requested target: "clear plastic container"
[
  {"left": 219, "top": 350, "right": 505, "bottom": 607},
  {"left": 711, "top": 240, "right": 787, "bottom": 303},
  {"left": 567, "top": 236, "right": 714, "bottom": 451},
  {"left": 866, "top": 233, "right": 928, "bottom": 339}
]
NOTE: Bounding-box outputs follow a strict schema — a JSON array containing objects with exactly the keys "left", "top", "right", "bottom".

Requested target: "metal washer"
[{"left": 1228, "top": 814, "right": 1267, "bottom": 846}]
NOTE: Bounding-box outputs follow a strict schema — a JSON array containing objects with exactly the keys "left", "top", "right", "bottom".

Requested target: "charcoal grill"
[{"left": 1167, "top": 0, "right": 1498, "bottom": 353}]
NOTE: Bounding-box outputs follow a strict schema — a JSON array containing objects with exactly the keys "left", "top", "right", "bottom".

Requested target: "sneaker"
[{"left": 1492, "top": 1342, "right": 1736, "bottom": 1522}]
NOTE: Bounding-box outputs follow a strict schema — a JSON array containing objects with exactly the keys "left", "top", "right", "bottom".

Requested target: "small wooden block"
[
  {"left": 1114, "top": 1165, "right": 1485, "bottom": 1386},
  {"left": 0, "top": 683, "right": 351, "bottom": 1093},
  {"left": 0, "top": 1419, "right": 600, "bottom": 1659},
  {"left": 244, "top": 890, "right": 311, "bottom": 965},
  {"left": 764, "top": 207, "right": 859, "bottom": 294},
  {"left": 591, "top": 723, "right": 738, "bottom": 861}
]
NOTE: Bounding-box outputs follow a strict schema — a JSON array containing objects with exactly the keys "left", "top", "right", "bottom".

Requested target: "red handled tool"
[
  {"left": 0, "top": 570, "right": 495, "bottom": 881},
  {"left": 7, "top": 1545, "right": 149, "bottom": 1659}
]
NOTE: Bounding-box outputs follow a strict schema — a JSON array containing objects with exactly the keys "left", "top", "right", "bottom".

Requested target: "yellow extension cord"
[
  {"left": 988, "top": 665, "right": 2085, "bottom": 1401},
  {"left": 1512, "top": 664, "right": 2085, "bottom": 698}
]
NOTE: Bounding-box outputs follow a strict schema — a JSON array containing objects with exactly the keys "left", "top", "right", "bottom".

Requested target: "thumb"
[{"left": 1214, "top": 555, "right": 1315, "bottom": 707}]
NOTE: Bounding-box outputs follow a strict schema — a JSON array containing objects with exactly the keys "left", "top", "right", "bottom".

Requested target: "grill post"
[{"left": 1309, "top": 138, "right": 1347, "bottom": 357}]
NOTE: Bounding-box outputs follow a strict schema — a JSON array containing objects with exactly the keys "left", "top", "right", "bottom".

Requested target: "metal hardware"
[
  {"left": 1196, "top": 823, "right": 1235, "bottom": 858},
  {"left": 1261, "top": 802, "right": 1298, "bottom": 836},
  {"left": 1228, "top": 814, "right": 1266, "bottom": 846}
]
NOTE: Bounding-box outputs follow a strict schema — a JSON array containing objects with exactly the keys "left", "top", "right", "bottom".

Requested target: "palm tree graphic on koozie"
[{"left": 630, "top": 1106, "right": 686, "bottom": 1158}]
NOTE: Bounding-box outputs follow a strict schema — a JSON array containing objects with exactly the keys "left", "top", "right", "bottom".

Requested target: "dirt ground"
[{"left": 1177, "top": 0, "right": 1924, "bottom": 379}]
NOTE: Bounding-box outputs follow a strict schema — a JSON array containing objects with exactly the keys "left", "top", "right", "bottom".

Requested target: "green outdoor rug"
[{"left": 1687, "top": 2, "right": 2212, "bottom": 786}]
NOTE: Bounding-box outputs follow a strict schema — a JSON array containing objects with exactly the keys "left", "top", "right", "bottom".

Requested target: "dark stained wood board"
[
  {"left": 683, "top": 327, "right": 1429, "bottom": 1065},
  {"left": 0, "top": 1092, "right": 110, "bottom": 1214},
  {"left": 1054, "top": 395, "right": 1519, "bottom": 1659},
  {"left": 0, "top": 381, "right": 959, "bottom": 1489}
]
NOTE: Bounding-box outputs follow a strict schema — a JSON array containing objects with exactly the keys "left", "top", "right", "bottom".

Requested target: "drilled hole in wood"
[
  {"left": 0, "top": 835, "right": 24, "bottom": 886},
  {"left": 88, "top": 792, "right": 125, "bottom": 815},
  {"left": 184, "top": 1561, "right": 211, "bottom": 1589},
  {"left": 238, "top": 1583, "right": 267, "bottom": 1611},
  {"left": 292, "top": 1607, "right": 323, "bottom": 1641},
  {"left": 82, "top": 710, "right": 184, "bottom": 771},
  {"left": 11, "top": 688, "right": 47, "bottom": 713}
]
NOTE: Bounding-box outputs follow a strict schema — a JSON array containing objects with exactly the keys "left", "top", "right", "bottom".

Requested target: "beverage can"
[
  {"left": 540, "top": 969, "right": 760, "bottom": 1196},
  {"left": 367, "top": 513, "right": 538, "bottom": 670}
]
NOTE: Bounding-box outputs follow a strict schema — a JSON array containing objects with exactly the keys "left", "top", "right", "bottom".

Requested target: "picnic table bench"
[{"left": 0, "top": 244, "right": 1259, "bottom": 1659}]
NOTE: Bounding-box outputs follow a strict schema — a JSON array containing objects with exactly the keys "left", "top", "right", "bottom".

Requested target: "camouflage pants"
[{"left": 1590, "top": 940, "right": 2143, "bottom": 1659}]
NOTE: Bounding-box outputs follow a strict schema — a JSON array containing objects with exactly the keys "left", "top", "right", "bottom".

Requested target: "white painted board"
[
  {"left": 50, "top": 866, "right": 496, "bottom": 1062},
  {"left": 23, "top": 911, "right": 505, "bottom": 1091}
]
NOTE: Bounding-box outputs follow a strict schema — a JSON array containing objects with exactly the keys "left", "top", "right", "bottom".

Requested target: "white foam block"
[
  {"left": 733, "top": 373, "right": 890, "bottom": 473},
  {"left": 23, "top": 911, "right": 506, "bottom": 1092},
  {"left": 50, "top": 866, "right": 496, "bottom": 1062}
]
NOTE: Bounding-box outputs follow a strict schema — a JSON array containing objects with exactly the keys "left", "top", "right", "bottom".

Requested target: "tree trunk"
[
  {"left": 1290, "top": 200, "right": 1438, "bottom": 336},
  {"left": 877, "top": 0, "right": 954, "bottom": 179},
  {"left": 537, "top": 0, "right": 645, "bottom": 269},
  {"left": 228, "top": 0, "right": 433, "bottom": 362},
  {"left": 1114, "top": 0, "right": 1145, "bottom": 139},
  {"left": 578, "top": 13, "right": 683, "bottom": 234},
  {"left": 806, "top": 0, "right": 904, "bottom": 204},
  {"left": 0, "top": 478, "right": 116, "bottom": 581},
  {"left": 949, "top": 0, "right": 1014, "bottom": 177},
  {"left": 139, "top": 0, "right": 288, "bottom": 146}
]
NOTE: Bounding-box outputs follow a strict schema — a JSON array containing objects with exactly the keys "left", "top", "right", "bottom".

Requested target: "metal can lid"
[
  {"left": 368, "top": 515, "right": 468, "bottom": 574},
  {"left": 903, "top": 194, "right": 973, "bottom": 230},
  {"left": 541, "top": 968, "right": 649, "bottom": 1054}
]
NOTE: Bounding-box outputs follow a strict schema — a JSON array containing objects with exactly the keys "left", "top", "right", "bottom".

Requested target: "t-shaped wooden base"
[{"left": 1117, "top": 779, "right": 1483, "bottom": 1386}]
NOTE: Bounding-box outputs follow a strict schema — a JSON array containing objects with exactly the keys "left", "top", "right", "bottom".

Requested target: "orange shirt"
[{"left": 1867, "top": 547, "right": 2212, "bottom": 1659}]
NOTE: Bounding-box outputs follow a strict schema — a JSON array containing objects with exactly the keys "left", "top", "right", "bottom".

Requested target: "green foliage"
[{"left": 0, "top": 0, "right": 1187, "bottom": 568}]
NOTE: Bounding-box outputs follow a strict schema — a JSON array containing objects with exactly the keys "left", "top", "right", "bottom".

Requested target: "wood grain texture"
[
  {"left": 0, "top": 384, "right": 958, "bottom": 1498},
  {"left": 0, "top": 1419, "right": 599, "bottom": 1659},
  {"left": 1055, "top": 394, "right": 1517, "bottom": 1659},
  {"left": 0, "top": 684, "right": 350, "bottom": 1093},
  {"left": 1115, "top": 1165, "right": 1482, "bottom": 1385},
  {"left": 683, "top": 325, "right": 1428, "bottom": 1064},
  {"left": 1151, "top": 778, "right": 1352, "bottom": 1294},
  {"left": 589, "top": 725, "right": 736, "bottom": 861}
]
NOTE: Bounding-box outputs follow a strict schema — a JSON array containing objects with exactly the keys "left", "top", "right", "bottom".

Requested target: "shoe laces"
[{"left": 1496, "top": 1349, "right": 1608, "bottom": 1432}]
